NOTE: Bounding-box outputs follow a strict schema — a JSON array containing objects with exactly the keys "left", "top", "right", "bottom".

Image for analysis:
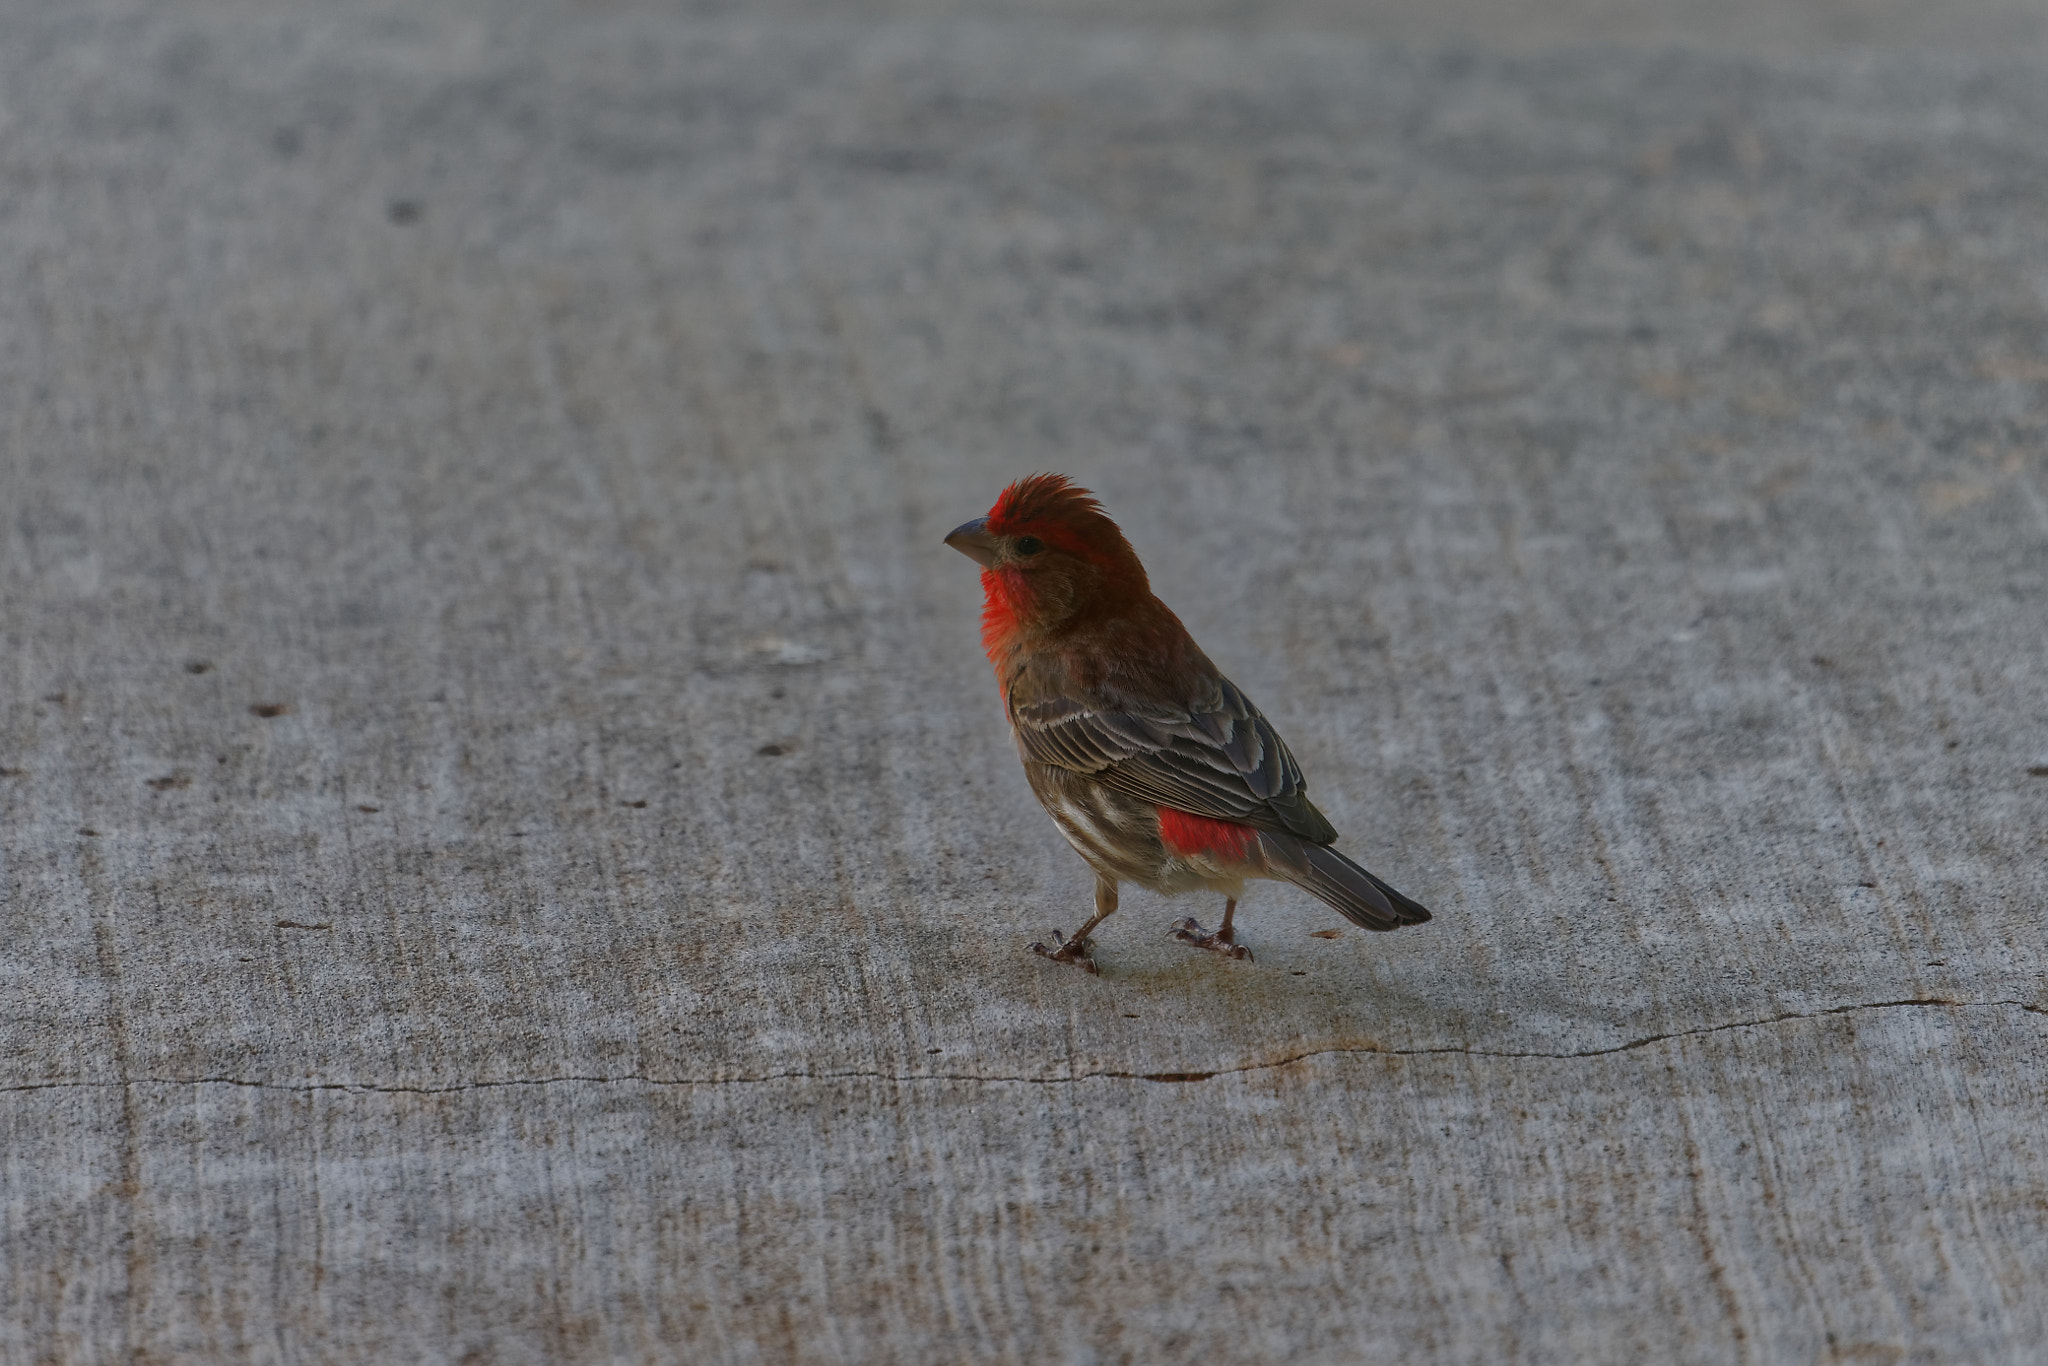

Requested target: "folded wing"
[{"left": 1009, "top": 672, "right": 1339, "bottom": 846}]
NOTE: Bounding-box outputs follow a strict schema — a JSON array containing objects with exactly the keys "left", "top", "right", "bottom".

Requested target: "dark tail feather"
[{"left": 1262, "top": 834, "right": 1432, "bottom": 932}]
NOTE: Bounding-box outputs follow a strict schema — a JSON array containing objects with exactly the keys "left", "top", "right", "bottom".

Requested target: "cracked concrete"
[
  {"left": 6, "top": 996, "right": 2043, "bottom": 1096},
  {"left": 3, "top": 1, "right": 2047, "bottom": 1362}
]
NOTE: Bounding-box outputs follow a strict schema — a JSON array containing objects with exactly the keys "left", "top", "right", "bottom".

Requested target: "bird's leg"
[
  {"left": 1171, "top": 897, "right": 1253, "bottom": 961},
  {"left": 1031, "top": 876, "right": 1116, "bottom": 974}
]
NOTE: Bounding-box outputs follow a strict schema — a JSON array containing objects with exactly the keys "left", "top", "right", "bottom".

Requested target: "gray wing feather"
[{"left": 1011, "top": 676, "right": 1338, "bottom": 845}]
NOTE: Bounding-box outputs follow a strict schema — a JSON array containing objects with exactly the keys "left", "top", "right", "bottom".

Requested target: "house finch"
[{"left": 945, "top": 474, "right": 1431, "bottom": 972}]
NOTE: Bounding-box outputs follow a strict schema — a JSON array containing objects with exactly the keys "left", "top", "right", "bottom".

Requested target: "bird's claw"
[
  {"left": 1170, "top": 916, "right": 1253, "bottom": 961},
  {"left": 1029, "top": 929, "right": 1100, "bottom": 974}
]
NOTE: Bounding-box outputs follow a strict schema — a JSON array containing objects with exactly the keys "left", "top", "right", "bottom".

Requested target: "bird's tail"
[{"left": 1260, "top": 833, "right": 1432, "bottom": 932}]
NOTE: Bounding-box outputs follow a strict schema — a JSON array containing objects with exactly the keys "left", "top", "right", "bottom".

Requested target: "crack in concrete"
[{"left": 2, "top": 997, "right": 2040, "bottom": 1095}]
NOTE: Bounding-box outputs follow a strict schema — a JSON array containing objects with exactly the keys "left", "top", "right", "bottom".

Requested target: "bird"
[{"left": 944, "top": 473, "right": 1431, "bottom": 972}]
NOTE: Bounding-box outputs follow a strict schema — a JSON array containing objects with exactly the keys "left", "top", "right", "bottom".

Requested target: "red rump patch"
[{"left": 1157, "top": 807, "right": 1257, "bottom": 862}]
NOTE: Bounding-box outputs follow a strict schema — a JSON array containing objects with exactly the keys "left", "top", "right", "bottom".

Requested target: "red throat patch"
[
  {"left": 979, "top": 566, "right": 1036, "bottom": 663},
  {"left": 1156, "top": 807, "right": 1257, "bottom": 862}
]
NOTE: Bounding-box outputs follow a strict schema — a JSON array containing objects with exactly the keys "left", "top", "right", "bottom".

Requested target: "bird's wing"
[{"left": 1009, "top": 672, "right": 1339, "bottom": 845}]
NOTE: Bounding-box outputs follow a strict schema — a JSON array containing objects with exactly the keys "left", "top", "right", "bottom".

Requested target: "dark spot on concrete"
[
  {"left": 42, "top": 693, "right": 66, "bottom": 704},
  {"left": 275, "top": 920, "right": 332, "bottom": 931},
  {"left": 1123, "top": 1013, "right": 1139, "bottom": 1019},
  {"left": 387, "top": 199, "right": 422, "bottom": 224},
  {"left": 78, "top": 828, "right": 99, "bottom": 837},
  {"left": 926, "top": 1048, "right": 941, "bottom": 1054},
  {"left": 2029, "top": 765, "right": 2048, "bottom": 777},
  {"left": 770, "top": 687, "right": 785, "bottom": 699},
  {"left": 272, "top": 127, "right": 300, "bottom": 157},
  {"left": 0, "top": 767, "right": 22, "bottom": 778},
  {"left": 185, "top": 660, "right": 213, "bottom": 674},
  {"left": 250, "top": 703, "right": 289, "bottom": 718},
  {"left": 1946, "top": 739, "right": 1959, "bottom": 749},
  {"left": 622, "top": 799, "right": 648, "bottom": 808},
  {"left": 1811, "top": 655, "right": 1835, "bottom": 667},
  {"left": 756, "top": 744, "right": 785, "bottom": 756},
  {"left": 1310, "top": 929, "right": 1344, "bottom": 939},
  {"left": 1290, "top": 970, "right": 1308, "bottom": 976},
  {"left": 356, "top": 804, "right": 380, "bottom": 813},
  {"left": 146, "top": 773, "right": 191, "bottom": 791}
]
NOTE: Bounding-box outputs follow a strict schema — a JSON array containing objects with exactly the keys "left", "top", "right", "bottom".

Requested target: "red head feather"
[
  {"left": 983, "top": 475, "right": 1146, "bottom": 581},
  {"left": 986, "top": 473, "right": 1105, "bottom": 536},
  {"left": 975, "top": 475, "right": 1156, "bottom": 664}
]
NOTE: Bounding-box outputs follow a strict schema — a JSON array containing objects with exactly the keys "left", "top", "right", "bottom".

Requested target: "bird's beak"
[{"left": 944, "top": 517, "right": 999, "bottom": 569}]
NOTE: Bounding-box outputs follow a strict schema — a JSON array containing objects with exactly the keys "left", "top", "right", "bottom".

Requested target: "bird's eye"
[{"left": 1014, "top": 536, "right": 1046, "bottom": 556}]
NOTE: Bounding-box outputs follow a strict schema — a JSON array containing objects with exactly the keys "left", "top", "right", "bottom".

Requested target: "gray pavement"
[
  {"left": 753, "top": 0, "right": 2048, "bottom": 52},
  {"left": 3, "top": 3, "right": 2046, "bottom": 1362}
]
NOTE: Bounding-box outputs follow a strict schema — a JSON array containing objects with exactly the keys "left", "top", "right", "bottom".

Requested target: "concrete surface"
[{"left": 2, "top": 2, "right": 2046, "bottom": 1362}]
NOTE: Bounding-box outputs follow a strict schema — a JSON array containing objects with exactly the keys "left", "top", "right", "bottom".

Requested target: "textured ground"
[{"left": 2, "top": 2, "right": 2046, "bottom": 1362}]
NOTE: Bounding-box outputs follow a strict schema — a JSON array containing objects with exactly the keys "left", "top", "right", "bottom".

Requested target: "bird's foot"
[
  {"left": 1170, "top": 917, "right": 1253, "bottom": 961},
  {"left": 1029, "top": 929, "right": 1100, "bottom": 974}
]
